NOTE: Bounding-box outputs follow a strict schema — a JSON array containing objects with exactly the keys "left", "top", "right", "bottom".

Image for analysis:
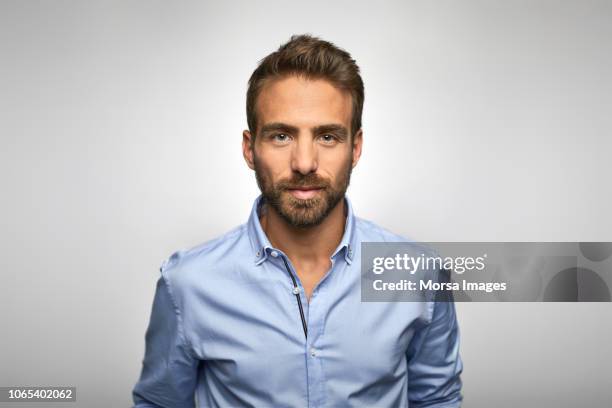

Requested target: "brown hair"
[{"left": 246, "top": 34, "right": 364, "bottom": 138}]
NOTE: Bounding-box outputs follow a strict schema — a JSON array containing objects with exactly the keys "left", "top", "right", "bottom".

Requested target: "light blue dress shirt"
[{"left": 133, "top": 195, "right": 463, "bottom": 407}]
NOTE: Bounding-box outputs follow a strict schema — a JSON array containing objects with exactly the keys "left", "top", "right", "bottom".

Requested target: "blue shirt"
[{"left": 133, "top": 195, "right": 463, "bottom": 407}]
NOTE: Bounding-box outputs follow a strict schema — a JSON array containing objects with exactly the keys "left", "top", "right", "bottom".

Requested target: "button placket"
[{"left": 305, "top": 285, "right": 326, "bottom": 407}]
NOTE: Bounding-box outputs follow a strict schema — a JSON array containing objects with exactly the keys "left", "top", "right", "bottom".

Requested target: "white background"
[{"left": 1, "top": 1, "right": 611, "bottom": 407}]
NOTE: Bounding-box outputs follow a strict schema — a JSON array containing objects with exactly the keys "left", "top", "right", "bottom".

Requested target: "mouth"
[{"left": 286, "top": 187, "right": 323, "bottom": 200}]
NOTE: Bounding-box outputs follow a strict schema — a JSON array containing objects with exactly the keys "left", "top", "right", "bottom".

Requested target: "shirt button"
[
  {"left": 310, "top": 348, "right": 317, "bottom": 357},
  {"left": 270, "top": 250, "right": 279, "bottom": 258},
  {"left": 292, "top": 287, "right": 300, "bottom": 295}
]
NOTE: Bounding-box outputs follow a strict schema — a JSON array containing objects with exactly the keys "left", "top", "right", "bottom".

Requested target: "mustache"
[{"left": 276, "top": 174, "right": 331, "bottom": 190}]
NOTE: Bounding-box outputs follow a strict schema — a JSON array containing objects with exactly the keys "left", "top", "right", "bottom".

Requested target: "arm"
[
  {"left": 132, "top": 275, "right": 199, "bottom": 408},
  {"left": 406, "top": 290, "right": 463, "bottom": 407}
]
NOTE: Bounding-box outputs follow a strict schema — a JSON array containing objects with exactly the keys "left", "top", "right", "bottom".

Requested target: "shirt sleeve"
[
  {"left": 405, "top": 277, "right": 464, "bottom": 407},
  {"left": 132, "top": 274, "right": 200, "bottom": 408}
]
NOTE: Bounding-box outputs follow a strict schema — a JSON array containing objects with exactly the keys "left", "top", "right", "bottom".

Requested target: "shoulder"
[
  {"left": 158, "top": 223, "right": 250, "bottom": 293},
  {"left": 354, "top": 215, "right": 444, "bottom": 320}
]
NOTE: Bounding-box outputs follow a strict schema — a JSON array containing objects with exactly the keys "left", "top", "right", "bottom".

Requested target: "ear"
[
  {"left": 351, "top": 128, "right": 363, "bottom": 169},
  {"left": 242, "top": 129, "right": 256, "bottom": 170}
]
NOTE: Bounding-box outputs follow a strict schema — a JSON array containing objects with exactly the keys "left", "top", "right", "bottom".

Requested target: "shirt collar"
[{"left": 247, "top": 194, "right": 357, "bottom": 266}]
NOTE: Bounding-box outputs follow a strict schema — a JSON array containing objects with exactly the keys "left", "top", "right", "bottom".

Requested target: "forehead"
[{"left": 256, "top": 75, "right": 352, "bottom": 130}]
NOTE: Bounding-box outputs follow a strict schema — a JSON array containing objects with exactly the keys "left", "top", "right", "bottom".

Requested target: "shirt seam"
[
  {"left": 160, "top": 270, "right": 198, "bottom": 360},
  {"left": 426, "top": 266, "right": 441, "bottom": 323}
]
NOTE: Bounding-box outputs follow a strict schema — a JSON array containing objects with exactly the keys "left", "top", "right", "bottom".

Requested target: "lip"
[
  {"left": 290, "top": 186, "right": 322, "bottom": 191},
  {"left": 287, "top": 187, "right": 322, "bottom": 200}
]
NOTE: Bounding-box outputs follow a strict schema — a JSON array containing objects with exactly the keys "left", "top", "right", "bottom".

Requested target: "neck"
[{"left": 260, "top": 199, "right": 347, "bottom": 263}]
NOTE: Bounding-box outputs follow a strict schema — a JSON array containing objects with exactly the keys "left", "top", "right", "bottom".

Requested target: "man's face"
[{"left": 243, "top": 75, "right": 363, "bottom": 228}]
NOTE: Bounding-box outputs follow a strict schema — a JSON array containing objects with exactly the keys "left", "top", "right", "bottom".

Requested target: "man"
[{"left": 133, "top": 34, "right": 463, "bottom": 407}]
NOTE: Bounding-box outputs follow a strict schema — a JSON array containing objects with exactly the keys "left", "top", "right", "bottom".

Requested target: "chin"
[{"left": 281, "top": 204, "right": 329, "bottom": 228}]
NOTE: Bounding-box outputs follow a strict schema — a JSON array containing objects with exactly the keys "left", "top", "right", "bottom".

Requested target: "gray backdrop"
[{"left": 1, "top": 1, "right": 611, "bottom": 407}]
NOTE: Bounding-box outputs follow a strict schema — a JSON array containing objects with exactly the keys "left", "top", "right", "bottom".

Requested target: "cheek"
[
  {"left": 318, "top": 149, "right": 352, "bottom": 179},
  {"left": 255, "top": 147, "right": 291, "bottom": 179}
]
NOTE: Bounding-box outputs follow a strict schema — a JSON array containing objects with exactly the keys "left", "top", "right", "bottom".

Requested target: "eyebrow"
[
  {"left": 260, "top": 122, "right": 349, "bottom": 139},
  {"left": 260, "top": 123, "right": 299, "bottom": 135}
]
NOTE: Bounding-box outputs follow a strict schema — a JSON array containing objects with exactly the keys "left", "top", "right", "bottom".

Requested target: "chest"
[{"left": 188, "top": 271, "right": 424, "bottom": 394}]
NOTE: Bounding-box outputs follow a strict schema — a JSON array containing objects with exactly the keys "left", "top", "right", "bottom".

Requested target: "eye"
[
  {"left": 318, "top": 134, "right": 338, "bottom": 145},
  {"left": 272, "top": 133, "right": 291, "bottom": 144}
]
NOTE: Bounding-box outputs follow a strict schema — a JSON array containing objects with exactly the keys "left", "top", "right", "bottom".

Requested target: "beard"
[{"left": 253, "top": 155, "right": 353, "bottom": 228}]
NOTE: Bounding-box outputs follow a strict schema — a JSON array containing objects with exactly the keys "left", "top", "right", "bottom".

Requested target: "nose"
[{"left": 291, "top": 137, "right": 318, "bottom": 175}]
